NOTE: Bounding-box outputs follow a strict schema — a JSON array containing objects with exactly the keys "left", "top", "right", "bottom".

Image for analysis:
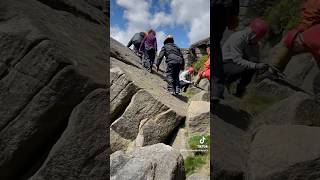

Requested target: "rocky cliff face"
[
  {"left": 0, "top": 0, "right": 108, "bottom": 179},
  {"left": 110, "top": 37, "right": 211, "bottom": 179}
]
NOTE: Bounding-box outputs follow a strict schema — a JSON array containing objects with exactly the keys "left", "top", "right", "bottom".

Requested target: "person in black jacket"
[
  {"left": 212, "top": 0, "right": 240, "bottom": 103},
  {"left": 156, "top": 35, "right": 185, "bottom": 95},
  {"left": 127, "top": 32, "right": 146, "bottom": 56}
]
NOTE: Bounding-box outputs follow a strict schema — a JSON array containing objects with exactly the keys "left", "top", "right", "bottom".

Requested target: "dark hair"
[
  {"left": 148, "top": 29, "right": 156, "bottom": 35},
  {"left": 164, "top": 38, "right": 174, "bottom": 44}
]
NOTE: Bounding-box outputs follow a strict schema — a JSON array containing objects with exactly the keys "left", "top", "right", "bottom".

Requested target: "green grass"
[
  {"left": 188, "top": 135, "right": 210, "bottom": 153},
  {"left": 234, "top": 83, "right": 287, "bottom": 116},
  {"left": 183, "top": 88, "right": 198, "bottom": 101},
  {"left": 263, "top": 0, "right": 303, "bottom": 44},
  {"left": 184, "top": 155, "right": 208, "bottom": 176},
  {"left": 193, "top": 55, "right": 208, "bottom": 72}
]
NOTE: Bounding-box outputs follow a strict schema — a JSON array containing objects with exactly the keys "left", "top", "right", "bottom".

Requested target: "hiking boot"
[{"left": 175, "top": 87, "right": 181, "bottom": 95}]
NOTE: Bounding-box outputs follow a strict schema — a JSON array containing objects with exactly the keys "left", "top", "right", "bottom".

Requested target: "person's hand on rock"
[{"left": 255, "top": 63, "right": 269, "bottom": 70}]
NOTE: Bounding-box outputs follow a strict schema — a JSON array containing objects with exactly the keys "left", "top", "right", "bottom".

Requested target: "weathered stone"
[
  {"left": 0, "top": 67, "right": 100, "bottom": 179},
  {"left": 211, "top": 114, "right": 247, "bottom": 180},
  {"left": 110, "top": 67, "right": 139, "bottom": 121},
  {"left": 252, "top": 92, "right": 320, "bottom": 132},
  {"left": 191, "top": 91, "right": 209, "bottom": 102},
  {"left": 256, "top": 79, "right": 296, "bottom": 99},
  {"left": 187, "top": 101, "right": 210, "bottom": 136},
  {"left": 198, "top": 78, "right": 210, "bottom": 91},
  {"left": 111, "top": 90, "right": 169, "bottom": 140},
  {"left": 30, "top": 89, "right": 108, "bottom": 179},
  {"left": 301, "top": 64, "right": 320, "bottom": 94},
  {"left": 187, "top": 173, "right": 210, "bottom": 180},
  {"left": 135, "top": 109, "right": 184, "bottom": 147},
  {"left": 110, "top": 38, "right": 142, "bottom": 68},
  {"left": 0, "top": 0, "right": 108, "bottom": 178},
  {"left": 110, "top": 143, "right": 186, "bottom": 180},
  {"left": 171, "top": 128, "right": 190, "bottom": 159},
  {"left": 284, "top": 53, "right": 314, "bottom": 87},
  {"left": 247, "top": 125, "right": 320, "bottom": 180},
  {"left": 110, "top": 128, "right": 131, "bottom": 153}
]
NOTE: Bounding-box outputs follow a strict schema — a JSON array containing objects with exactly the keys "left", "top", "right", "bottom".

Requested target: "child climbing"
[
  {"left": 179, "top": 67, "right": 194, "bottom": 92},
  {"left": 156, "top": 35, "right": 185, "bottom": 95},
  {"left": 264, "top": 0, "right": 320, "bottom": 103},
  {"left": 139, "top": 29, "right": 157, "bottom": 73}
]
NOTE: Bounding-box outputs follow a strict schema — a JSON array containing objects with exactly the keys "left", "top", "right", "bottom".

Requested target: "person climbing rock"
[
  {"left": 212, "top": 0, "right": 240, "bottom": 103},
  {"left": 179, "top": 67, "right": 194, "bottom": 92},
  {"left": 265, "top": 0, "right": 320, "bottom": 103},
  {"left": 140, "top": 29, "right": 157, "bottom": 73},
  {"left": 195, "top": 41, "right": 211, "bottom": 86},
  {"left": 127, "top": 32, "right": 146, "bottom": 57},
  {"left": 222, "top": 18, "right": 269, "bottom": 98},
  {"left": 156, "top": 35, "right": 185, "bottom": 95}
]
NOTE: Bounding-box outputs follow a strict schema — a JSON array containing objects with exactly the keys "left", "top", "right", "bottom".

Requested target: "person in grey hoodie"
[
  {"left": 222, "top": 18, "right": 269, "bottom": 97},
  {"left": 127, "top": 32, "right": 146, "bottom": 56}
]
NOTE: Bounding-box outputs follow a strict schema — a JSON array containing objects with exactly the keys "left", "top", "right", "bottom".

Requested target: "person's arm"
[
  {"left": 180, "top": 71, "right": 192, "bottom": 83},
  {"left": 178, "top": 48, "right": 185, "bottom": 69},
  {"left": 139, "top": 36, "right": 146, "bottom": 52},
  {"left": 230, "top": 40, "right": 258, "bottom": 69},
  {"left": 127, "top": 38, "right": 133, "bottom": 48},
  {"left": 156, "top": 46, "right": 165, "bottom": 68}
]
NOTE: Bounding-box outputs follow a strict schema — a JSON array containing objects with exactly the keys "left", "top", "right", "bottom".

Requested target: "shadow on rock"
[
  {"left": 214, "top": 103, "right": 252, "bottom": 131},
  {"left": 175, "top": 94, "right": 189, "bottom": 103}
]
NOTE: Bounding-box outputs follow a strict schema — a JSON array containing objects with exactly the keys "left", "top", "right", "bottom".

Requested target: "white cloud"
[
  {"left": 170, "top": 0, "right": 210, "bottom": 44},
  {"left": 111, "top": 0, "right": 209, "bottom": 49}
]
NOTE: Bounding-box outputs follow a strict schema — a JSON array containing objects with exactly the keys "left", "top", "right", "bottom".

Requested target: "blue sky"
[{"left": 110, "top": 0, "right": 210, "bottom": 50}]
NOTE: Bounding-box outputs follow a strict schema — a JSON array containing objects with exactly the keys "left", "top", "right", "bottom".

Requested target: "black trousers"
[
  {"left": 224, "top": 62, "right": 255, "bottom": 89},
  {"left": 166, "top": 63, "right": 181, "bottom": 93},
  {"left": 143, "top": 49, "right": 156, "bottom": 72},
  {"left": 180, "top": 81, "right": 191, "bottom": 92},
  {"left": 211, "top": 5, "right": 230, "bottom": 99}
]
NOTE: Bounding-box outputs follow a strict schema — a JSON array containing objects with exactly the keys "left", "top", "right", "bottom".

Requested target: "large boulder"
[
  {"left": 30, "top": 89, "right": 108, "bottom": 179},
  {"left": 0, "top": 0, "right": 108, "bottom": 178},
  {"left": 110, "top": 38, "right": 142, "bottom": 68},
  {"left": 247, "top": 125, "right": 320, "bottom": 180},
  {"left": 110, "top": 67, "right": 139, "bottom": 121},
  {"left": 284, "top": 53, "right": 314, "bottom": 87},
  {"left": 251, "top": 92, "right": 320, "bottom": 132},
  {"left": 135, "top": 109, "right": 184, "bottom": 147},
  {"left": 171, "top": 127, "right": 190, "bottom": 159},
  {"left": 211, "top": 114, "right": 247, "bottom": 180},
  {"left": 191, "top": 91, "right": 209, "bottom": 102},
  {"left": 198, "top": 78, "right": 210, "bottom": 91},
  {"left": 111, "top": 90, "right": 169, "bottom": 141},
  {"left": 110, "top": 143, "right": 186, "bottom": 180},
  {"left": 301, "top": 64, "right": 320, "bottom": 94},
  {"left": 256, "top": 79, "right": 297, "bottom": 100},
  {"left": 187, "top": 101, "right": 210, "bottom": 136},
  {"left": 0, "top": 67, "right": 101, "bottom": 179}
]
